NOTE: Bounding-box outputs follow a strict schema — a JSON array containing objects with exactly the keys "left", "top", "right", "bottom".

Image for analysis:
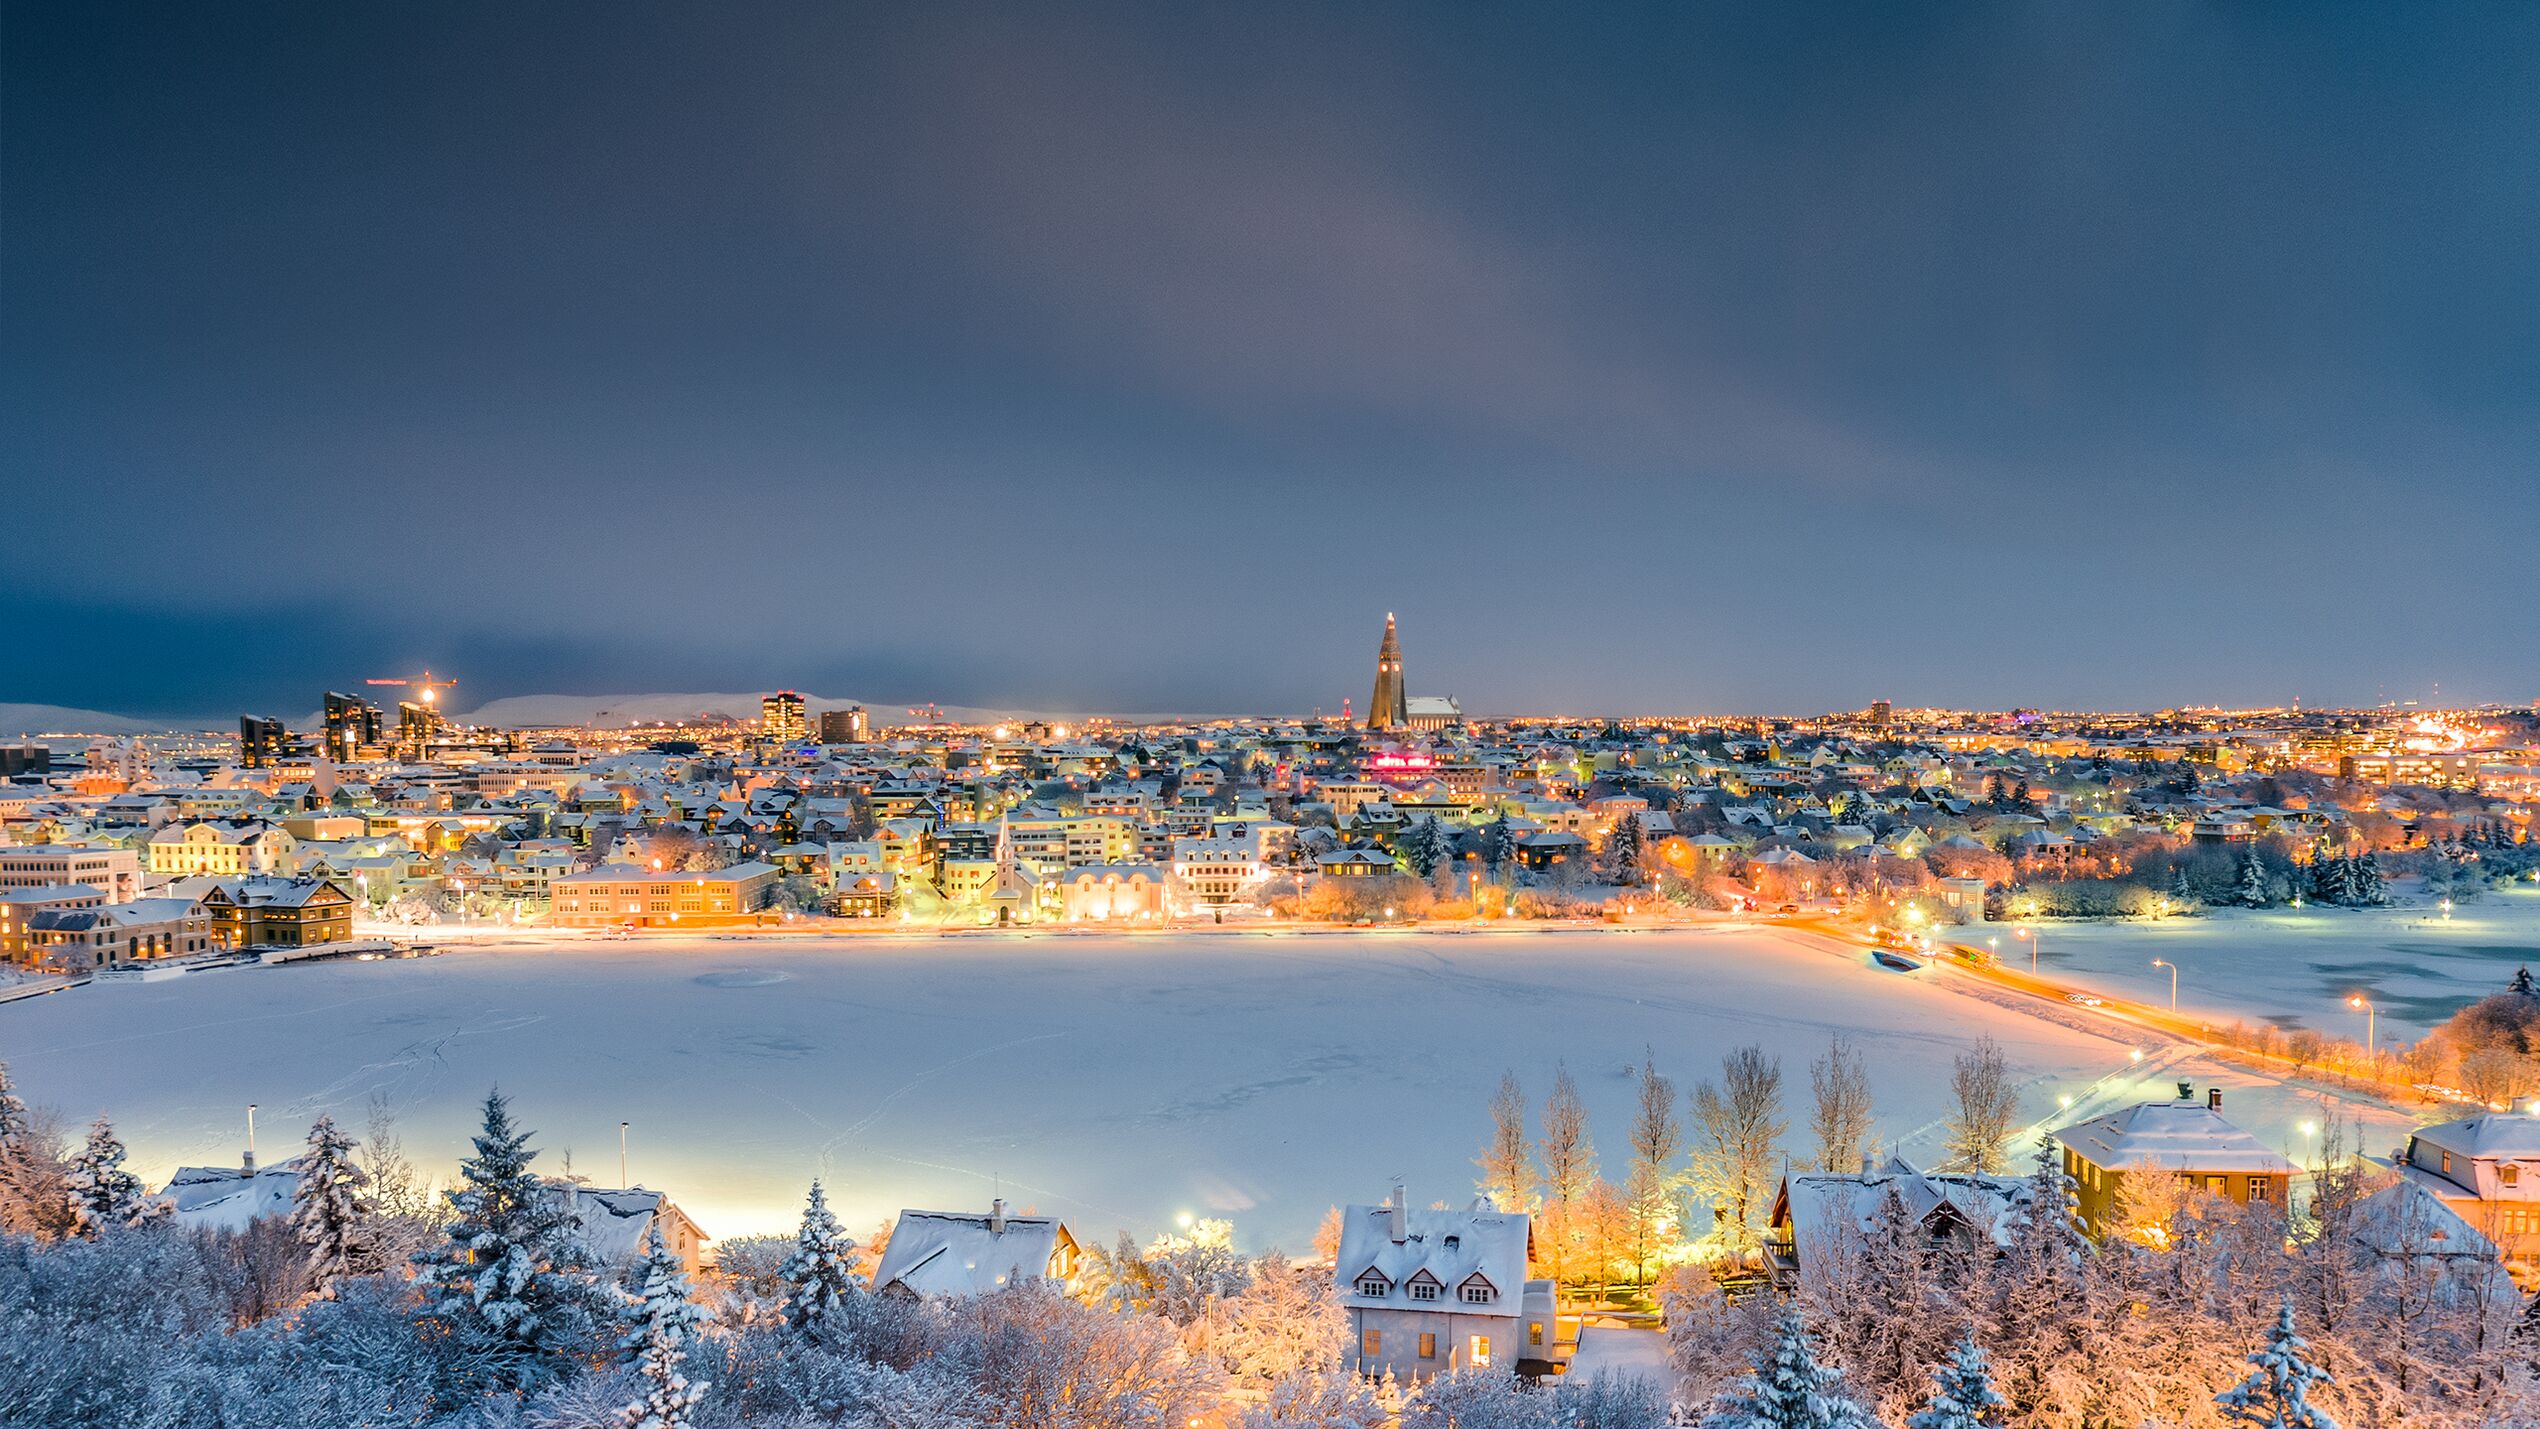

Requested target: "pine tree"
[
  {"left": 1909, "top": 1333, "right": 2007, "bottom": 1429},
  {"left": 1601, "top": 813, "right": 1649, "bottom": 886},
  {"left": 2167, "top": 862, "right": 2194, "bottom": 906},
  {"left": 617, "top": 1223, "right": 710, "bottom": 1429},
  {"left": 2215, "top": 1301, "right": 2342, "bottom": 1429},
  {"left": 2309, "top": 856, "right": 2351, "bottom": 907},
  {"left": 1480, "top": 818, "right": 1518, "bottom": 873},
  {"left": 64, "top": 1116, "right": 164, "bottom": 1236},
  {"left": 412, "top": 1090, "right": 608, "bottom": 1391},
  {"left": 291, "top": 1114, "right": 373, "bottom": 1299},
  {"left": 2514, "top": 966, "right": 2538, "bottom": 1000},
  {"left": 779, "top": 1178, "right": 861, "bottom": 1335},
  {"left": 2237, "top": 850, "right": 2270, "bottom": 908},
  {"left": 1400, "top": 816, "right": 1454, "bottom": 877},
  {"left": 2351, "top": 853, "right": 2385, "bottom": 906},
  {"left": 1710, "top": 1310, "right": 1879, "bottom": 1429}
]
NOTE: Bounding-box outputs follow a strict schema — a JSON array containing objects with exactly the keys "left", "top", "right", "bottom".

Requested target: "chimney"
[
  {"left": 1860, "top": 1150, "right": 1876, "bottom": 1176},
  {"left": 2176, "top": 1080, "right": 2194, "bottom": 1101},
  {"left": 2208, "top": 1087, "right": 2223, "bottom": 1112},
  {"left": 990, "top": 1197, "right": 1006, "bottom": 1234},
  {"left": 1389, "top": 1180, "right": 1407, "bottom": 1244}
]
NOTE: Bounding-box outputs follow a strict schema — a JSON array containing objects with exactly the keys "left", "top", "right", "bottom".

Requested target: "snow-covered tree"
[
  {"left": 1709, "top": 1310, "right": 1879, "bottom": 1428},
  {"left": 1908, "top": 1332, "right": 2006, "bottom": 1429},
  {"left": 64, "top": 1116, "right": 165, "bottom": 1236},
  {"left": 0, "top": 1059, "right": 63, "bottom": 1238},
  {"left": 1400, "top": 816, "right": 1456, "bottom": 878},
  {"left": 2309, "top": 856, "right": 2352, "bottom": 907},
  {"left": 2237, "top": 849, "right": 2271, "bottom": 908},
  {"left": 616, "top": 1223, "right": 710, "bottom": 1429},
  {"left": 411, "top": 1090, "right": 609, "bottom": 1391},
  {"left": 290, "top": 1114, "right": 374, "bottom": 1298},
  {"left": 2216, "top": 1301, "right": 2341, "bottom": 1429},
  {"left": 1480, "top": 818, "right": 1519, "bottom": 873},
  {"left": 1239, "top": 1367, "right": 1389, "bottom": 1429},
  {"left": 777, "top": 1179, "right": 859, "bottom": 1336},
  {"left": 1601, "top": 813, "right": 1650, "bottom": 886},
  {"left": 1198, "top": 1251, "right": 1344, "bottom": 1386},
  {"left": 1477, "top": 1070, "right": 1534, "bottom": 1211},
  {"left": 2351, "top": 853, "right": 2386, "bottom": 907}
]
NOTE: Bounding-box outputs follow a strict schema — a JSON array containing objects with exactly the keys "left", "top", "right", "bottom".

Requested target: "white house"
[
  {"left": 872, "top": 1201, "right": 1080, "bottom": 1298},
  {"left": 1335, "top": 1183, "right": 1554, "bottom": 1381}
]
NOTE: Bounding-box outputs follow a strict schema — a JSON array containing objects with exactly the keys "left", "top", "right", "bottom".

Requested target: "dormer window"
[
  {"left": 1410, "top": 1281, "right": 1439, "bottom": 1301},
  {"left": 1458, "top": 1272, "right": 1496, "bottom": 1305},
  {"left": 2504, "top": 1164, "right": 2522, "bottom": 1188},
  {"left": 1355, "top": 1270, "right": 1392, "bottom": 1298}
]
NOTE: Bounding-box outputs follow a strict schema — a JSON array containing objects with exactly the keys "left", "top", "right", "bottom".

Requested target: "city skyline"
[{"left": 7, "top": 3, "right": 2537, "bottom": 717}]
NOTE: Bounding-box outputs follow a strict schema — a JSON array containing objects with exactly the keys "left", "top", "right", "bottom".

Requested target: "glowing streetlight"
[
  {"left": 2151, "top": 957, "right": 2178, "bottom": 1013},
  {"left": 2349, "top": 995, "right": 2376, "bottom": 1066},
  {"left": 2015, "top": 924, "right": 2039, "bottom": 974}
]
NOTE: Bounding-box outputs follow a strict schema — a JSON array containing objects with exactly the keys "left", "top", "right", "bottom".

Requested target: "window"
[
  {"left": 2249, "top": 1178, "right": 2271, "bottom": 1202},
  {"left": 1529, "top": 1323, "right": 1544, "bottom": 1347},
  {"left": 2504, "top": 1164, "right": 2522, "bottom": 1187},
  {"left": 1419, "top": 1333, "right": 1436, "bottom": 1359},
  {"left": 1469, "top": 1335, "right": 1492, "bottom": 1368},
  {"left": 2203, "top": 1175, "right": 2227, "bottom": 1196},
  {"left": 1462, "top": 1284, "right": 1493, "bottom": 1304},
  {"left": 1362, "top": 1330, "right": 1381, "bottom": 1358},
  {"left": 1409, "top": 1281, "right": 1439, "bottom": 1302},
  {"left": 1356, "top": 1274, "right": 1390, "bottom": 1299}
]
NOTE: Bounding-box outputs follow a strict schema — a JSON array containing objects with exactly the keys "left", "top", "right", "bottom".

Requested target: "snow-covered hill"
[
  {"left": 453, "top": 692, "right": 1050, "bottom": 730},
  {"left": 0, "top": 704, "right": 208, "bottom": 737}
]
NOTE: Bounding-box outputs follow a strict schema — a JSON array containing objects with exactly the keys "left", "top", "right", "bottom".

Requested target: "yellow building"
[
  {"left": 551, "top": 860, "right": 779, "bottom": 929},
  {"left": 199, "top": 877, "right": 354, "bottom": 949},
  {"left": 147, "top": 821, "right": 296, "bottom": 878}
]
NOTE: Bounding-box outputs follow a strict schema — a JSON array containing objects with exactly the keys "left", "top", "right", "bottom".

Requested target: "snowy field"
[
  {"left": 2007, "top": 883, "right": 2540, "bottom": 1050},
  {"left": 0, "top": 927, "right": 2410, "bottom": 1252}
]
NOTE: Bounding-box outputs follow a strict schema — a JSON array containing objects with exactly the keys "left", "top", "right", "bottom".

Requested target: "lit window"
[
  {"left": 1361, "top": 1330, "right": 1381, "bottom": 1358},
  {"left": 1419, "top": 1332, "right": 1436, "bottom": 1359},
  {"left": 1469, "top": 1335, "right": 1492, "bottom": 1368}
]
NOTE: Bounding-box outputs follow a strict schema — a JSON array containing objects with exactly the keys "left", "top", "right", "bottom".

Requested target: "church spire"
[{"left": 1367, "top": 612, "right": 1408, "bottom": 731}]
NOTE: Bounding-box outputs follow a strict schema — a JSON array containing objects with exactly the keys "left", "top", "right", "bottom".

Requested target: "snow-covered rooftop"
[{"left": 2055, "top": 1096, "right": 2297, "bottom": 1175}]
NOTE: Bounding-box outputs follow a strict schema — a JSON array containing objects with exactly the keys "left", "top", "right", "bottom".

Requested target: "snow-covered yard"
[
  {"left": 0, "top": 926, "right": 2412, "bottom": 1251},
  {"left": 1997, "top": 883, "right": 2540, "bottom": 1049}
]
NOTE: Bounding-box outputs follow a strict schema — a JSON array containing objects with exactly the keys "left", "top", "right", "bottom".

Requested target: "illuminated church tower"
[{"left": 1366, "top": 612, "right": 1408, "bottom": 731}]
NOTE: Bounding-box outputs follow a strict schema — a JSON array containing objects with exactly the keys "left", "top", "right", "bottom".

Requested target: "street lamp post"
[
  {"left": 2151, "top": 958, "right": 2177, "bottom": 1013},
  {"left": 2349, "top": 995, "right": 2377, "bottom": 1071},
  {"left": 2016, "top": 925, "right": 2039, "bottom": 974}
]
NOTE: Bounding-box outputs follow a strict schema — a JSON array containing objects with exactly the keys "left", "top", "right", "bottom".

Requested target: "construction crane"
[{"left": 365, "top": 670, "right": 459, "bottom": 706}]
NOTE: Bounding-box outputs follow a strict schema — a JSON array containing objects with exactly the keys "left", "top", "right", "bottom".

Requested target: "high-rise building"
[
  {"left": 238, "top": 715, "right": 290, "bottom": 768},
  {"left": 322, "top": 691, "right": 384, "bottom": 762},
  {"left": 397, "top": 700, "right": 443, "bottom": 756},
  {"left": 819, "top": 705, "right": 868, "bottom": 744},
  {"left": 1869, "top": 699, "right": 1892, "bottom": 729},
  {"left": 1365, "top": 613, "right": 1408, "bottom": 732},
  {"left": 762, "top": 690, "right": 808, "bottom": 742}
]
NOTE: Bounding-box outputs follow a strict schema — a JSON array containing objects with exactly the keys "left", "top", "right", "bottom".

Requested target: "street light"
[
  {"left": 2152, "top": 957, "right": 2178, "bottom": 1013},
  {"left": 2349, "top": 995, "right": 2376, "bottom": 1068},
  {"left": 2015, "top": 924, "right": 2039, "bottom": 974}
]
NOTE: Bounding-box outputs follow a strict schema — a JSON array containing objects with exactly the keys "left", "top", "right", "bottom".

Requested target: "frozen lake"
[
  {"left": 0, "top": 925, "right": 2411, "bottom": 1251},
  {"left": 2004, "top": 883, "right": 2540, "bottom": 1049}
]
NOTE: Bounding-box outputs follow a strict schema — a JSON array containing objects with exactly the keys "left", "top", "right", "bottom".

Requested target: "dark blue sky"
[{"left": 6, "top": 3, "right": 2536, "bottom": 718}]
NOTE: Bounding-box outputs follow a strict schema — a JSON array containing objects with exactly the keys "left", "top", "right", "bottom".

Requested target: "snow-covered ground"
[
  {"left": 0, "top": 927, "right": 2411, "bottom": 1252},
  {"left": 2001, "top": 883, "right": 2540, "bottom": 1050}
]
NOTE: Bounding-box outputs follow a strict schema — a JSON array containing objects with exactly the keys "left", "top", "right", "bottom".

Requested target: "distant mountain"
[
  {"left": 0, "top": 704, "right": 206, "bottom": 738},
  {"left": 452, "top": 692, "right": 1052, "bottom": 730}
]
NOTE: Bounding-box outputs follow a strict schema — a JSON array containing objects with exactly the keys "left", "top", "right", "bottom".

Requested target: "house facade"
[
  {"left": 871, "top": 1202, "right": 1080, "bottom": 1297},
  {"left": 2056, "top": 1085, "right": 2297, "bottom": 1240},
  {"left": 1336, "top": 1185, "right": 1554, "bottom": 1382},
  {"left": 2395, "top": 1111, "right": 2540, "bottom": 1277}
]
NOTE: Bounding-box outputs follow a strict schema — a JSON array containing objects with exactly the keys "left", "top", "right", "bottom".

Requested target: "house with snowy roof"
[
  {"left": 2395, "top": 1111, "right": 2540, "bottom": 1277},
  {"left": 1335, "top": 1182, "right": 1555, "bottom": 1382},
  {"left": 549, "top": 1183, "right": 712, "bottom": 1275},
  {"left": 2055, "top": 1083, "right": 2296, "bottom": 1239},
  {"left": 1765, "top": 1159, "right": 2032, "bottom": 1289},
  {"left": 871, "top": 1201, "right": 1079, "bottom": 1298}
]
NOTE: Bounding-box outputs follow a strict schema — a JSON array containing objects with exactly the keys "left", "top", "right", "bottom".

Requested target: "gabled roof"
[
  {"left": 871, "top": 1208, "right": 1073, "bottom": 1298},
  {"left": 2055, "top": 1098, "right": 2297, "bottom": 1175},
  {"left": 1334, "top": 1199, "right": 1530, "bottom": 1318}
]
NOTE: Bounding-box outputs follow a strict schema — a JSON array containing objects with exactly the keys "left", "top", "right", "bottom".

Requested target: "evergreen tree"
[
  {"left": 1479, "top": 818, "right": 1518, "bottom": 874},
  {"left": 1909, "top": 1333, "right": 2007, "bottom": 1429},
  {"left": 1710, "top": 1310, "right": 1879, "bottom": 1429},
  {"left": 1986, "top": 1136, "right": 2094, "bottom": 1415},
  {"left": 778, "top": 1178, "right": 860, "bottom": 1335},
  {"left": 2215, "top": 1301, "right": 2342, "bottom": 1429},
  {"left": 290, "top": 1114, "right": 374, "bottom": 1299},
  {"left": 1400, "top": 816, "right": 1454, "bottom": 877},
  {"left": 64, "top": 1116, "right": 164, "bottom": 1236},
  {"left": 2308, "top": 856, "right": 2351, "bottom": 907},
  {"left": 1601, "top": 813, "right": 1649, "bottom": 886},
  {"left": 2351, "top": 853, "right": 2385, "bottom": 906},
  {"left": 2237, "top": 850, "right": 2270, "bottom": 908},
  {"left": 2167, "top": 862, "right": 2194, "bottom": 906},
  {"left": 617, "top": 1224, "right": 710, "bottom": 1429},
  {"left": 2514, "top": 966, "right": 2538, "bottom": 1000},
  {"left": 412, "top": 1090, "right": 608, "bottom": 1391}
]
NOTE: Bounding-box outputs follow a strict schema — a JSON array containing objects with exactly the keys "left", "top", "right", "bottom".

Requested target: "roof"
[
  {"left": 548, "top": 1184, "right": 705, "bottom": 1263},
  {"left": 1334, "top": 1198, "right": 1531, "bottom": 1319},
  {"left": 164, "top": 1158, "right": 306, "bottom": 1232},
  {"left": 2055, "top": 1098, "right": 2297, "bottom": 1175},
  {"left": 2410, "top": 1112, "right": 2540, "bottom": 1162},
  {"left": 871, "top": 1208, "right": 1072, "bottom": 1297},
  {"left": 1778, "top": 1170, "right": 2031, "bottom": 1263}
]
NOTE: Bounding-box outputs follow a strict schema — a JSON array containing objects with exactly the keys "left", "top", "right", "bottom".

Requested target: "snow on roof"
[
  {"left": 1334, "top": 1198, "right": 1530, "bottom": 1318},
  {"left": 871, "top": 1208, "right": 1072, "bottom": 1297},
  {"left": 1780, "top": 1170, "right": 2031, "bottom": 1257},
  {"left": 547, "top": 1185, "right": 702, "bottom": 1264},
  {"left": 2410, "top": 1112, "right": 2540, "bottom": 1161},
  {"left": 164, "top": 1158, "right": 304, "bottom": 1233},
  {"left": 1567, "top": 1326, "right": 1674, "bottom": 1387},
  {"left": 2352, "top": 1179, "right": 2500, "bottom": 1263},
  {"left": 2055, "top": 1098, "right": 2297, "bottom": 1175}
]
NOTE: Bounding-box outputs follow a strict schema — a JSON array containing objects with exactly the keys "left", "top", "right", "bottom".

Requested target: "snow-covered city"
[{"left": 8, "top": 4, "right": 2539, "bottom": 1427}]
